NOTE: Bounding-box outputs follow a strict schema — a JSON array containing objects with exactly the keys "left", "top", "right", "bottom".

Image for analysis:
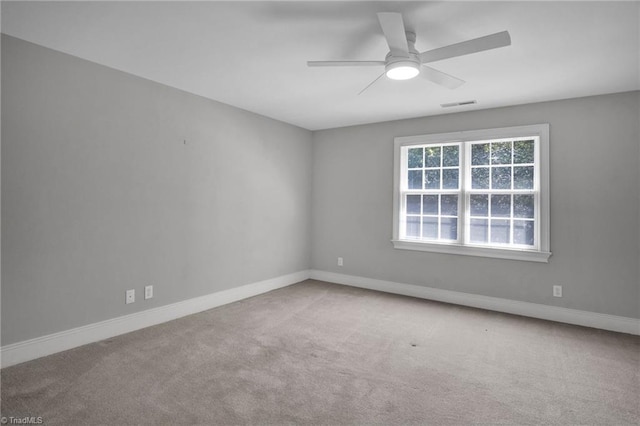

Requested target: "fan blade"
[
  {"left": 421, "top": 66, "right": 465, "bottom": 89},
  {"left": 307, "top": 60, "right": 385, "bottom": 67},
  {"left": 419, "top": 31, "right": 511, "bottom": 64},
  {"left": 377, "top": 12, "right": 410, "bottom": 57},
  {"left": 358, "top": 72, "right": 386, "bottom": 95}
]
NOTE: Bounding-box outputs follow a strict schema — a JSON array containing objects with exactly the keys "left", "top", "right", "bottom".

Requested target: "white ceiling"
[{"left": 2, "top": 1, "right": 639, "bottom": 131}]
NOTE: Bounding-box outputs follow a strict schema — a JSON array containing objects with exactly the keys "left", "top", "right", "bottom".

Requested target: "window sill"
[{"left": 391, "top": 239, "right": 551, "bottom": 263}]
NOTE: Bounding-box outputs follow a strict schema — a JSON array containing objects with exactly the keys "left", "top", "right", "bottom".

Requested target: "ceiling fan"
[{"left": 307, "top": 12, "right": 511, "bottom": 94}]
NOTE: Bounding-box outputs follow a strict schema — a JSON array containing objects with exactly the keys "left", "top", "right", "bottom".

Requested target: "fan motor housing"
[{"left": 384, "top": 32, "right": 421, "bottom": 80}]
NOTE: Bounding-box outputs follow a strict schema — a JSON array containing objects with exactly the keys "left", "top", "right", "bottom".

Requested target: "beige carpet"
[{"left": 1, "top": 280, "right": 639, "bottom": 425}]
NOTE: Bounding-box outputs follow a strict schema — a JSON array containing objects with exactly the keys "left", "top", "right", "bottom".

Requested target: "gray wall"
[
  {"left": 312, "top": 91, "right": 640, "bottom": 319},
  {"left": 2, "top": 34, "right": 638, "bottom": 349},
  {"left": 1, "top": 35, "right": 312, "bottom": 345}
]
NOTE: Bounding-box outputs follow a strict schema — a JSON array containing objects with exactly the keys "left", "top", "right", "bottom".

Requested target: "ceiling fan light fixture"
[{"left": 385, "top": 61, "right": 420, "bottom": 80}]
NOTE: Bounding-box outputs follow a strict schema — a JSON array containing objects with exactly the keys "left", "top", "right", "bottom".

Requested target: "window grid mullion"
[{"left": 460, "top": 142, "right": 468, "bottom": 245}]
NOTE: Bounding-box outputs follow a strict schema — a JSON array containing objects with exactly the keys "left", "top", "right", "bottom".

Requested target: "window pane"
[
  {"left": 491, "top": 166, "right": 512, "bottom": 189},
  {"left": 425, "top": 170, "right": 440, "bottom": 189},
  {"left": 423, "top": 195, "right": 438, "bottom": 215},
  {"left": 442, "top": 169, "right": 459, "bottom": 189},
  {"left": 422, "top": 217, "right": 438, "bottom": 239},
  {"left": 443, "top": 145, "right": 459, "bottom": 167},
  {"left": 514, "top": 195, "right": 534, "bottom": 218},
  {"left": 425, "top": 146, "right": 441, "bottom": 168},
  {"left": 514, "top": 166, "right": 534, "bottom": 189},
  {"left": 491, "top": 142, "right": 512, "bottom": 164},
  {"left": 441, "top": 218, "right": 458, "bottom": 240},
  {"left": 491, "top": 194, "right": 511, "bottom": 218},
  {"left": 406, "top": 195, "right": 421, "bottom": 214},
  {"left": 472, "top": 143, "right": 490, "bottom": 165},
  {"left": 490, "top": 219, "right": 511, "bottom": 244},
  {"left": 472, "top": 167, "right": 490, "bottom": 189},
  {"left": 514, "top": 140, "right": 534, "bottom": 164},
  {"left": 408, "top": 147, "right": 423, "bottom": 168},
  {"left": 408, "top": 170, "right": 423, "bottom": 189},
  {"left": 441, "top": 195, "right": 458, "bottom": 216},
  {"left": 406, "top": 216, "right": 420, "bottom": 238},
  {"left": 514, "top": 220, "right": 534, "bottom": 246},
  {"left": 470, "top": 194, "right": 489, "bottom": 217},
  {"left": 470, "top": 218, "right": 488, "bottom": 243}
]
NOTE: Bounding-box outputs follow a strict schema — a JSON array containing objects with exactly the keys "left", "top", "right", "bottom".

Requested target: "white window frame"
[{"left": 392, "top": 124, "right": 551, "bottom": 263}]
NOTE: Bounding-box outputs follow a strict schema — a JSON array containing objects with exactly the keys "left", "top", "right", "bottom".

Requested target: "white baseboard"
[
  {"left": 3, "top": 269, "right": 637, "bottom": 368},
  {"left": 1, "top": 270, "right": 310, "bottom": 368},
  {"left": 310, "top": 270, "right": 640, "bottom": 336}
]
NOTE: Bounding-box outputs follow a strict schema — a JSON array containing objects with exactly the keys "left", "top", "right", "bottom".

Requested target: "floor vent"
[{"left": 441, "top": 100, "right": 477, "bottom": 108}]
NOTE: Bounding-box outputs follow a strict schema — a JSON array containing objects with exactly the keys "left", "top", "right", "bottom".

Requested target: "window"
[{"left": 392, "top": 124, "right": 551, "bottom": 262}]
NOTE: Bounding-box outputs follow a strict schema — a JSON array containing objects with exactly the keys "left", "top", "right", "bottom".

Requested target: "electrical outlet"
[
  {"left": 144, "top": 285, "right": 153, "bottom": 300},
  {"left": 337, "top": 257, "right": 343, "bottom": 266},
  {"left": 126, "top": 289, "right": 135, "bottom": 304},
  {"left": 553, "top": 285, "right": 562, "bottom": 298}
]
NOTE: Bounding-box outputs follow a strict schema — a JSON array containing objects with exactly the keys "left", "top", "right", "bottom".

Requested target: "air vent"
[{"left": 441, "top": 100, "right": 477, "bottom": 108}]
